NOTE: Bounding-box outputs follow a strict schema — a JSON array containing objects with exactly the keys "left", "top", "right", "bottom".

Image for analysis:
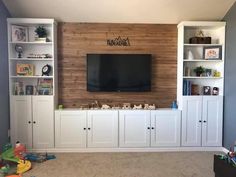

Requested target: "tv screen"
[{"left": 87, "top": 54, "right": 151, "bottom": 92}]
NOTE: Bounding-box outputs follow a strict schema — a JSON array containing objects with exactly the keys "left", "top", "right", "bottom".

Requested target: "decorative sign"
[{"left": 107, "top": 36, "right": 130, "bottom": 46}]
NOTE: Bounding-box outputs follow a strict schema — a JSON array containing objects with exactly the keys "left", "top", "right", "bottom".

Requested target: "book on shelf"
[
  {"left": 183, "top": 80, "right": 192, "bottom": 96},
  {"left": 37, "top": 79, "right": 53, "bottom": 95}
]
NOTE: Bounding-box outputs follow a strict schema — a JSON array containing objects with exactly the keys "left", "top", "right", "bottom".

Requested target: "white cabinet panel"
[
  {"left": 11, "top": 96, "right": 32, "bottom": 148},
  {"left": 202, "top": 96, "right": 223, "bottom": 146},
  {"left": 32, "top": 96, "right": 54, "bottom": 149},
  {"left": 151, "top": 110, "right": 181, "bottom": 147},
  {"left": 119, "top": 110, "right": 150, "bottom": 148},
  {"left": 182, "top": 96, "right": 202, "bottom": 146},
  {"left": 55, "top": 111, "right": 87, "bottom": 148},
  {"left": 87, "top": 111, "right": 118, "bottom": 148}
]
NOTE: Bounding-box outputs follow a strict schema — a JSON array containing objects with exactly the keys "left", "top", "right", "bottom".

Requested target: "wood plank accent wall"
[{"left": 58, "top": 23, "right": 177, "bottom": 108}]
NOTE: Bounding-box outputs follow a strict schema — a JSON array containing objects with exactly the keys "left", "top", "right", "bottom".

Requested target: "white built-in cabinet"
[
  {"left": 177, "top": 21, "right": 225, "bottom": 147},
  {"left": 55, "top": 110, "right": 118, "bottom": 148},
  {"left": 119, "top": 110, "right": 181, "bottom": 148},
  {"left": 11, "top": 96, "right": 54, "bottom": 149},
  {"left": 182, "top": 96, "right": 223, "bottom": 147},
  {"left": 8, "top": 18, "right": 57, "bottom": 149}
]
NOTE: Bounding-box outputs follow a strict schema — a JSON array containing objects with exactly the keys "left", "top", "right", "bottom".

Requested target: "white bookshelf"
[
  {"left": 8, "top": 18, "right": 58, "bottom": 149},
  {"left": 7, "top": 18, "right": 57, "bottom": 97},
  {"left": 177, "top": 21, "right": 225, "bottom": 109}
]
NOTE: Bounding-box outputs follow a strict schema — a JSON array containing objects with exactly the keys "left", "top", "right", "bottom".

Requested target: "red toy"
[{"left": 14, "top": 142, "right": 26, "bottom": 160}]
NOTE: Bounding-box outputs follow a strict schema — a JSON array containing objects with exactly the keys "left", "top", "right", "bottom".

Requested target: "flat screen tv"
[{"left": 87, "top": 54, "right": 152, "bottom": 92}]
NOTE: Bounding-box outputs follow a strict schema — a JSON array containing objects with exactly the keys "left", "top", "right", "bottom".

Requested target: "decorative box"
[
  {"left": 16, "top": 64, "right": 35, "bottom": 76},
  {"left": 189, "top": 37, "right": 211, "bottom": 44}
]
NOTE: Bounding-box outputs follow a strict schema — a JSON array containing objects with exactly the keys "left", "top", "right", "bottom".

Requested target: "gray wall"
[
  {"left": 223, "top": 2, "right": 236, "bottom": 149},
  {"left": 0, "top": 0, "right": 10, "bottom": 151}
]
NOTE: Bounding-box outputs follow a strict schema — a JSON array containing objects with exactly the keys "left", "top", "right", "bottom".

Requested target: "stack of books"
[
  {"left": 38, "top": 79, "right": 53, "bottom": 95},
  {"left": 183, "top": 80, "right": 192, "bottom": 95}
]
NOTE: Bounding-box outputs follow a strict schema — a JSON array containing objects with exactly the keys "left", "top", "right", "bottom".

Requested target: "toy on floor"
[
  {"left": 14, "top": 142, "right": 26, "bottom": 160},
  {"left": 25, "top": 152, "right": 56, "bottom": 163},
  {"left": 0, "top": 143, "right": 31, "bottom": 175}
]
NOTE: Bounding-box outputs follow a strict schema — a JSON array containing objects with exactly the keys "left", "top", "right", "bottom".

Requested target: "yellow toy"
[{"left": 17, "top": 160, "right": 31, "bottom": 174}]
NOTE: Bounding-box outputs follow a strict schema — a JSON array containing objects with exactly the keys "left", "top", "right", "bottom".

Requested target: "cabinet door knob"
[
  {"left": 33, "top": 121, "right": 36, "bottom": 124},
  {"left": 151, "top": 127, "right": 154, "bottom": 129},
  {"left": 28, "top": 121, "right": 31, "bottom": 124},
  {"left": 199, "top": 120, "right": 202, "bottom": 123},
  {"left": 147, "top": 127, "right": 150, "bottom": 130},
  {"left": 88, "top": 128, "right": 91, "bottom": 130},
  {"left": 83, "top": 128, "right": 86, "bottom": 130},
  {"left": 203, "top": 120, "right": 207, "bottom": 123}
]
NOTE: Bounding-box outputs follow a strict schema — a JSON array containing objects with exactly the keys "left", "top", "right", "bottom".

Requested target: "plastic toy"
[
  {"left": 25, "top": 153, "right": 56, "bottom": 162},
  {"left": 14, "top": 142, "right": 26, "bottom": 160},
  {"left": 0, "top": 143, "right": 31, "bottom": 175}
]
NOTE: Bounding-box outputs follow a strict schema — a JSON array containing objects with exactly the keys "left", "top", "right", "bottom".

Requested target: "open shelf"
[{"left": 10, "top": 58, "right": 53, "bottom": 61}]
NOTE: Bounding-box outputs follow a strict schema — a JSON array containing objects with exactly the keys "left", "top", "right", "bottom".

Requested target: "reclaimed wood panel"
[{"left": 58, "top": 23, "right": 177, "bottom": 108}]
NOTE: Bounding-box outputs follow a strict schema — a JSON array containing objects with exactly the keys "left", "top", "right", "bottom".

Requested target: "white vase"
[{"left": 187, "top": 50, "right": 194, "bottom": 60}]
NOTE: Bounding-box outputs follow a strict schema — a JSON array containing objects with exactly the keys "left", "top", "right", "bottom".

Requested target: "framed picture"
[
  {"left": 203, "top": 86, "right": 211, "bottom": 95},
  {"left": 205, "top": 69, "right": 212, "bottom": 77},
  {"left": 11, "top": 25, "right": 28, "bottom": 42},
  {"left": 203, "top": 46, "right": 222, "bottom": 60}
]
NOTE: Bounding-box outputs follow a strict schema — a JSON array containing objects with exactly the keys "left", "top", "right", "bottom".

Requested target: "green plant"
[
  {"left": 35, "top": 26, "right": 47, "bottom": 38},
  {"left": 194, "top": 66, "right": 205, "bottom": 76}
]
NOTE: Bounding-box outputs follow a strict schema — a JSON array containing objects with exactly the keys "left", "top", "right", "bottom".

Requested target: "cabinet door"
[
  {"left": 10, "top": 96, "right": 32, "bottom": 148},
  {"left": 55, "top": 111, "right": 87, "bottom": 148},
  {"left": 202, "top": 96, "right": 223, "bottom": 146},
  {"left": 151, "top": 110, "right": 181, "bottom": 147},
  {"left": 119, "top": 110, "right": 151, "bottom": 147},
  {"left": 32, "top": 96, "right": 54, "bottom": 149},
  {"left": 87, "top": 110, "right": 118, "bottom": 148},
  {"left": 182, "top": 96, "right": 202, "bottom": 146}
]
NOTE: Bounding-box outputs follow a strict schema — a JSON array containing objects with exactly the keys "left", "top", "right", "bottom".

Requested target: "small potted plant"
[
  {"left": 35, "top": 26, "right": 48, "bottom": 42},
  {"left": 194, "top": 66, "right": 205, "bottom": 77}
]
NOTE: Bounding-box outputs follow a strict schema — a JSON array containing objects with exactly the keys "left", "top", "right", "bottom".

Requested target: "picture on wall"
[
  {"left": 203, "top": 46, "right": 222, "bottom": 60},
  {"left": 11, "top": 25, "right": 28, "bottom": 42}
]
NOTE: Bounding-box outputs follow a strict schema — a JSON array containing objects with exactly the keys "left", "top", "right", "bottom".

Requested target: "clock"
[{"left": 42, "top": 64, "right": 51, "bottom": 76}]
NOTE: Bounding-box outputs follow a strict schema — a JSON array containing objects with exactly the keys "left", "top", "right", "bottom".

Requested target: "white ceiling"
[{"left": 2, "top": 0, "right": 236, "bottom": 24}]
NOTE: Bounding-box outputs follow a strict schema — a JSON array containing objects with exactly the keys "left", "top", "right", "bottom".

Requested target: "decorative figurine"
[
  {"left": 133, "top": 104, "right": 142, "bottom": 109},
  {"left": 148, "top": 104, "right": 156, "bottom": 110},
  {"left": 122, "top": 103, "right": 131, "bottom": 109},
  {"left": 101, "top": 104, "right": 110, "bottom": 109},
  {"left": 144, "top": 104, "right": 149, "bottom": 109}
]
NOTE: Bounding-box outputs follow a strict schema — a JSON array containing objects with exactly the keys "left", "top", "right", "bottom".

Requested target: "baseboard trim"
[{"left": 29, "top": 147, "right": 227, "bottom": 153}]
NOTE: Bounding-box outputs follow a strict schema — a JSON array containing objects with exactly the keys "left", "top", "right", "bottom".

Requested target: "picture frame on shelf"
[
  {"left": 205, "top": 69, "right": 212, "bottom": 77},
  {"left": 11, "top": 25, "right": 28, "bottom": 42},
  {"left": 203, "top": 86, "right": 211, "bottom": 95},
  {"left": 203, "top": 46, "right": 222, "bottom": 60}
]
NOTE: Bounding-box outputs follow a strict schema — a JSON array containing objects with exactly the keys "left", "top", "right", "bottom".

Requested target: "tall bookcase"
[
  {"left": 177, "top": 21, "right": 225, "bottom": 109},
  {"left": 177, "top": 21, "right": 225, "bottom": 147},
  {"left": 7, "top": 18, "right": 58, "bottom": 149}
]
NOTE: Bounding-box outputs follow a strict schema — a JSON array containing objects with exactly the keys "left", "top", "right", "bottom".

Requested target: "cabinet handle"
[
  {"left": 88, "top": 128, "right": 91, "bottom": 130},
  {"left": 199, "top": 120, "right": 202, "bottom": 123},
  {"left": 151, "top": 127, "right": 155, "bottom": 129},
  {"left": 147, "top": 127, "right": 150, "bottom": 130},
  {"left": 203, "top": 120, "right": 207, "bottom": 123},
  {"left": 28, "top": 121, "right": 31, "bottom": 124},
  {"left": 83, "top": 128, "right": 86, "bottom": 130},
  {"left": 33, "top": 121, "right": 36, "bottom": 124}
]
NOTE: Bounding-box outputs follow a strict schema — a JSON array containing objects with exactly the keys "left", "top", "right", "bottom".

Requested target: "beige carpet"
[{"left": 23, "top": 152, "right": 218, "bottom": 177}]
